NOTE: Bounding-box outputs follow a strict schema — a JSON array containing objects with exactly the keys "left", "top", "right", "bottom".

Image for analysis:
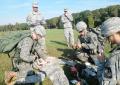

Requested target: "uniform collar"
[{"left": 32, "top": 11, "right": 40, "bottom": 15}]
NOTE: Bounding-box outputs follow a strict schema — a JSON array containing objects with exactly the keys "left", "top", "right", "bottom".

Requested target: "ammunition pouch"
[{"left": 14, "top": 48, "right": 22, "bottom": 64}]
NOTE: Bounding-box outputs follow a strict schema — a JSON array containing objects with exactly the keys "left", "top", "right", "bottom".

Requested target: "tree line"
[{"left": 0, "top": 5, "right": 120, "bottom": 31}]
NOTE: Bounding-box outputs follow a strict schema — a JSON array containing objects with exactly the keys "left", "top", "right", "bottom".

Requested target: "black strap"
[{"left": 64, "top": 14, "right": 72, "bottom": 22}]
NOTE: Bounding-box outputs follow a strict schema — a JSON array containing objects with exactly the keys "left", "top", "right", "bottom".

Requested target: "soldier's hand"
[
  {"left": 72, "top": 44, "right": 81, "bottom": 49},
  {"left": 97, "top": 53, "right": 105, "bottom": 62},
  {"left": 32, "top": 59, "right": 44, "bottom": 70},
  {"left": 76, "top": 44, "right": 82, "bottom": 49},
  {"left": 5, "top": 71, "right": 17, "bottom": 85},
  {"left": 76, "top": 82, "right": 81, "bottom": 85},
  {"left": 72, "top": 44, "right": 77, "bottom": 49}
]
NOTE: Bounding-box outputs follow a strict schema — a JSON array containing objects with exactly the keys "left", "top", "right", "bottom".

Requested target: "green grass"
[
  {"left": 0, "top": 29, "right": 78, "bottom": 85},
  {"left": 46, "top": 29, "right": 78, "bottom": 57},
  {"left": 0, "top": 54, "right": 11, "bottom": 85}
]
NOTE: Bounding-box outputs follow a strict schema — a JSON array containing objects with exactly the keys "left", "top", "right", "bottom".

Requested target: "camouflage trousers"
[{"left": 64, "top": 28, "right": 74, "bottom": 47}]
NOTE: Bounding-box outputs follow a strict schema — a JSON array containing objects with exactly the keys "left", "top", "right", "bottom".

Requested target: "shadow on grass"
[
  {"left": 50, "top": 40, "right": 67, "bottom": 46},
  {"left": 0, "top": 81, "right": 5, "bottom": 85},
  {"left": 57, "top": 48, "right": 75, "bottom": 58}
]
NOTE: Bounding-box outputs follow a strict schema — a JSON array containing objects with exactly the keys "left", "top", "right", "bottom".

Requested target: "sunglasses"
[{"left": 33, "top": 7, "right": 38, "bottom": 8}]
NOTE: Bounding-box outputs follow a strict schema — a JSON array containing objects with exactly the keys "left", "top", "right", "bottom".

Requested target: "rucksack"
[
  {"left": 88, "top": 28, "right": 104, "bottom": 44},
  {"left": 0, "top": 30, "right": 30, "bottom": 54}
]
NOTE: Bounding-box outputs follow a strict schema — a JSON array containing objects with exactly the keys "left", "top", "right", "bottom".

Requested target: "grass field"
[{"left": 0, "top": 29, "right": 79, "bottom": 85}]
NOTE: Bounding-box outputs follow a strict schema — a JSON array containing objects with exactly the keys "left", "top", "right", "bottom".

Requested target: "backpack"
[
  {"left": 0, "top": 30, "right": 31, "bottom": 54},
  {"left": 88, "top": 28, "right": 104, "bottom": 44}
]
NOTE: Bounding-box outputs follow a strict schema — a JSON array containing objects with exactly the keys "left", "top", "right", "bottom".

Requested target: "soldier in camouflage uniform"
[
  {"left": 61, "top": 9, "right": 74, "bottom": 47},
  {"left": 75, "top": 21, "right": 99, "bottom": 63},
  {"left": 101, "top": 17, "right": 120, "bottom": 85},
  {"left": 89, "top": 26, "right": 105, "bottom": 85},
  {"left": 26, "top": 2, "right": 46, "bottom": 52},
  {"left": 75, "top": 21, "right": 105, "bottom": 85},
  {"left": 7, "top": 27, "right": 70, "bottom": 84},
  {"left": 5, "top": 29, "right": 47, "bottom": 84}
]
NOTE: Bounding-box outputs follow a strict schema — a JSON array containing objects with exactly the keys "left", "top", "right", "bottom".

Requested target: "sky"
[{"left": 0, "top": 0, "right": 120, "bottom": 25}]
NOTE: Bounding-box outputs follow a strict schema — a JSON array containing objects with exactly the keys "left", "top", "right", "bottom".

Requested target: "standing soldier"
[
  {"left": 26, "top": 2, "right": 46, "bottom": 52},
  {"left": 61, "top": 8, "right": 74, "bottom": 48},
  {"left": 75, "top": 21, "right": 105, "bottom": 84},
  {"left": 101, "top": 17, "right": 120, "bottom": 85}
]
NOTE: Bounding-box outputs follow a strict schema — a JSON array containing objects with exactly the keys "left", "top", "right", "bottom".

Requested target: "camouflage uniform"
[
  {"left": 34, "top": 26, "right": 46, "bottom": 53},
  {"left": 76, "top": 31, "right": 99, "bottom": 63},
  {"left": 76, "top": 31, "right": 104, "bottom": 85},
  {"left": 12, "top": 36, "right": 69, "bottom": 84},
  {"left": 102, "top": 46, "right": 120, "bottom": 85},
  {"left": 61, "top": 9, "right": 74, "bottom": 47},
  {"left": 101, "top": 17, "right": 120, "bottom": 85},
  {"left": 89, "top": 27, "right": 105, "bottom": 85},
  {"left": 26, "top": 9, "right": 46, "bottom": 51},
  {"left": 12, "top": 36, "right": 46, "bottom": 84},
  {"left": 75, "top": 21, "right": 99, "bottom": 63},
  {"left": 76, "top": 21, "right": 104, "bottom": 85}
]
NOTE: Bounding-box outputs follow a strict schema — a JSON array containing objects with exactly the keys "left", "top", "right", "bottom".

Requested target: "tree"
[
  {"left": 87, "top": 14, "right": 94, "bottom": 28},
  {"left": 92, "top": 10, "right": 101, "bottom": 26},
  {"left": 47, "top": 17, "right": 59, "bottom": 29}
]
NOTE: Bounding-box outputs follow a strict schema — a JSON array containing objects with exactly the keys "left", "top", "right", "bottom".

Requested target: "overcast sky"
[{"left": 0, "top": 0, "right": 120, "bottom": 25}]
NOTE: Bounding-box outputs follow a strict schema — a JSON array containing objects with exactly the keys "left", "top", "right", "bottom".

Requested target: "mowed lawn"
[{"left": 0, "top": 29, "right": 79, "bottom": 85}]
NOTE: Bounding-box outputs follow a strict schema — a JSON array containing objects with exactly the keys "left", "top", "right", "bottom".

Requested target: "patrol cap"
[
  {"left": 32, "top": 2, "right": 38, "bottom": 8},
  {"left": 101, "top": 17, "right": 120, "bottom": 37},
  {"left": 76, "top": 21, "right": 87, "bottom": 32},
  {"left": 34, "top": 26, "right": 46, "bottom": 37},
  {"left": 64, "top": 8, "right": 68, "bottom": 12}
]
